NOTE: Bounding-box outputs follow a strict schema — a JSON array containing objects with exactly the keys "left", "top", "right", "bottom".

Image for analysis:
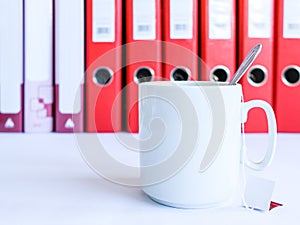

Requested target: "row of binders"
[{"left": 0, "top": 0, "right": 300, "bottom": 133}]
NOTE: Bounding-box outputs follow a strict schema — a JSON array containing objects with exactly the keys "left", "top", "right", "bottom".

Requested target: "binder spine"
[
  {"left": 274, "top": 0, "right": 300, "bottom": 132},
  {"left": 0, "top": 0, "right": 24, "bottom": 132},
  {"left": 125, "top": 0, "right": 162, "bottom": 133},
  {"left": 238, "top": 0, "right": 274, "bottom": 132},
  {"left": 24, "top": 0, "right": 54, "bottom": 132},
  {"left": 200, "top": 0, "right": 236, "bottom": 82},
  {"left": 85, "top": 0, "right": 122, "bottom": 132},
  {"left": 163, "top": 0, "right": 198, "bottom": 81},
  {"left": 54, "top": 0, "right": 84, "bottom": 132}
]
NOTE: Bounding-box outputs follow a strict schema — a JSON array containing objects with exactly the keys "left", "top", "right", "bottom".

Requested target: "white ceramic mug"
[{"left": 138, "top": 81, "right": 277, "bottom": 208}]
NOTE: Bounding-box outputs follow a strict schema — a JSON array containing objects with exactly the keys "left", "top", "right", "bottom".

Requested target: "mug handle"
[{"left": 241, "top": 100, "right": 277, "bottom": 171}]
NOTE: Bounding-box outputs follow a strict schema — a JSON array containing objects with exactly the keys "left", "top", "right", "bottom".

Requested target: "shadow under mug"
[{"left": 138, "top": 81, "right": 277, "bottom": 208}]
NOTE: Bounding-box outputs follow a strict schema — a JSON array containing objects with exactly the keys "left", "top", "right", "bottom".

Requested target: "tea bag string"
[{"left": 241, "top": 94, "right": 251, "bottom": 210}]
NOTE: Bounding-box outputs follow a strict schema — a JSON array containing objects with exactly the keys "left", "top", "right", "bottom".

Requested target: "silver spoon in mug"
[{"left": 229, "top": 43, "right": 262, "bottom": 85}]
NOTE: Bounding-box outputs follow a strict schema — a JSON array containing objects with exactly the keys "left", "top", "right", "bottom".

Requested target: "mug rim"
[{"left": 139, "top": 81, "right": 241, "bottom": 88}]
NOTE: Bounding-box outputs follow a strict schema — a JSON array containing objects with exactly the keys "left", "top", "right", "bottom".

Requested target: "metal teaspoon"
[{"left": 229, "top": 43, "right": 262, "bottom": 85}]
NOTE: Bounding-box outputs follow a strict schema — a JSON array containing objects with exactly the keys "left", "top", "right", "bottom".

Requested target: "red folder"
[
  {"left": 85, "top": 0, "right": 122, "bottom": 132},
  {"left": 200, "top": 0, "right": 236, "bottom": 82},
  {"left": 274, "top": 0, "right": 300, "bottom": 132},
  {"left": 238, "top": 0, "right": 274, "bottom": 132},
  {"left": 125, "top": 0, "right": 162, "bottom": 133},
  {"left": 163, "top": 0, "right": 198, "bottom": 81}
]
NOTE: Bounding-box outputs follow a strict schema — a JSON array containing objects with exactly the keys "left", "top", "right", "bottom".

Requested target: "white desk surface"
[{"left": 0, "top": 133, "right": 299, "bottom": 225}]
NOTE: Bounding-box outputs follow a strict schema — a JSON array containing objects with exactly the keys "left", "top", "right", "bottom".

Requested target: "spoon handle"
[{"left": 229, "top": 43, "right": 262, "bottom": 85}]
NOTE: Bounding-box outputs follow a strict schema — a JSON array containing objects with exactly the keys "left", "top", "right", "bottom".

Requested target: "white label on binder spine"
[
  {"left": 25, "top": 0, "right": 53, "bottom": 82},
  {"left": 248, "top": 0, "right": 272, "bottom": 38},
  {"left": 133, "top": 0, "right": 156, "bottom": 40},
  {"left": 170, "top": 0, "right": 193, "bottom": 39},
  {"left": 0, "top": 0, "right": 23, "bottom": 113},
  {"left": 56, "top": 0, "right": 84, "bottom": 114},
  {"left": 283, "top": 0, "right": 300, "bottom": 38},
  {"left": 93, "top": 0, "right": 115, "bottom": 42},
  {"left": 209, "top": 0, "right": 232, "bottom": 39}
]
